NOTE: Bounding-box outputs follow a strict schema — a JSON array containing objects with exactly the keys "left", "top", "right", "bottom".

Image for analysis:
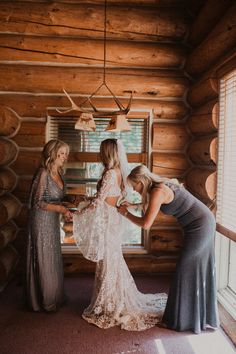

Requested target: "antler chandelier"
[{"left": 52, "top": 0, "right": 133, "bottom": 132}]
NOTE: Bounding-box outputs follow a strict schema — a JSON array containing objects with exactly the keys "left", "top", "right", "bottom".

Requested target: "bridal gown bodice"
[{"left": 73, "top": 169, "right": 167, "bottom": 331}]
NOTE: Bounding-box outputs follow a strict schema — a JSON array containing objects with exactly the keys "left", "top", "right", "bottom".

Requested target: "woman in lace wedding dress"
[{"left": 73, "top": 139, "right": 167, "bottom": 331}]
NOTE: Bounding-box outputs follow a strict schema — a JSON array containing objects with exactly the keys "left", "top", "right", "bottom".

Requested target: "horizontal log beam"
[
  {"left": 152, "top": 123, "right": 190, "bottom": 151},
  {"left": 0, "top": 34, "right": 186, "bottom": 69},
  {"left": 0, "top": 65, "right": 188, "bottom": 99},
  {"left": 183, "top": 0, "right": 205, "bottom": 16},
  {"left": 187, "top": 73, "right": 218, "bottom": 108},
  {"left": 187, "top": 0, "right": 234, "bottom": 46},
  {"left": 2, "top": 0, "right": 186, "bottom": 6},
  {"left": 0, "top": 94, "right": 189, "bottom": 120},
  {"left": 185, "top": 168, "right": 216, "bottom": 202},
  {"left": 0, "top": 221, "right": 17, "bottom": 250},
  {"left": 153, "top": 211, "right": 179, "bottom": 227},
  {"left": 186, "top": 3, "right": 236, "bottom": 76},
  {"left": 0, "top": 193, "right": 22, "bottom": 226},
  {"left": 188, "top": 137, "right": 217, "bottom": 166},
  {"left": 12, "top": 121, "right": 46, "bottom": 148},
  {"left": 0, "top": 138, "right": 18, "bottom": 167},
  {"left": 0, "top": 106, "right": 21, "bottom": 138},
  {"left": 152, "top": 152, "right": 190, "bottom": 177},
  {"left": 14, "top": 177, "right": 32, "bottom": 204},
  {"left": 149, "top": 228, "right": 183, "bottom": 254},
  {"left": 0, "top": 2, "right": 188, "bottom": 42},
  {"left": 11, "top": 151, "right": 41, "bottom": 176},
  {"left": 14, "top": 204, "right": 28, "bottom": 228},
  {"left": 0, "top": 168, "right": 17, "bottom": 196},
  {"left": 188, "top": 100, "right": 218, "bottom": 136}
]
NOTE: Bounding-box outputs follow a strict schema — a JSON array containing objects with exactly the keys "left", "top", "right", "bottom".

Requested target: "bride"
[{"left": 73, "top": 138, "right": 167, "bottom": 331}]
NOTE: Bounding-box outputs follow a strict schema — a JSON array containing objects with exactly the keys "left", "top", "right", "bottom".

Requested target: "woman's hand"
[
  {"left": 58, "top": 205, "right": 68, "bottom": 214},
  {"left": 73, "top": 195, "right": 86, "bottom": 206},
  {"left": 64, "top": 209, "right": 73, "bottom": 222},
  {"left": 120, "top": 201, "right": 142, "bottom": 210},
  {"left": 73, "top": 210, "right": 81, "bottom": 216},
  {"left": 120, "top": 201, "right": 131, "bottom": 207},
  {"left": 58, "top": 205, "right": 73, "bottom": 221},
  {"left": 117, "top": 205, "right": 129, "bottom": 217}
]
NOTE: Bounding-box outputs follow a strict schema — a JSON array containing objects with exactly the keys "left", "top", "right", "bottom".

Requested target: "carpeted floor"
[{"left": 0, "top": 275, "right": 235, "bottom": 354}]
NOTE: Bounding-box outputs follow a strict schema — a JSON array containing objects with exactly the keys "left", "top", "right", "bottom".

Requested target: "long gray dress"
[
  {"left": 160, "top": 182, "right": 219, "bottom": 333},
  {"left": 26, "top": 167, "right": 65, "bottom": 312}
]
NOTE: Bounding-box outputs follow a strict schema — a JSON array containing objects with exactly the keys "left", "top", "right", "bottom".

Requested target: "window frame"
[
  {"left": 215, "top": 69, "right": 236, "bottom": 320},
  {"left": 46, "top": 108, "right": 153, "bottom": 255}
]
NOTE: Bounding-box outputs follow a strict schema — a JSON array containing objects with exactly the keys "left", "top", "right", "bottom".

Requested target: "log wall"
[
  {"left": 185, "top": 0, "right": 236, "bottom": 208},
  {"left": 0, "top": 111, "right": 20, "bottom": 289},
  {"left": 0, "top": 0, "right": 191, "bottom": 272},
  {"left": 1, "top": 0, "right": 223, "bottom": 276}
]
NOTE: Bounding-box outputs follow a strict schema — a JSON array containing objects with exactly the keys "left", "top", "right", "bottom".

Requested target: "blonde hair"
[
  {"left": 100, "top": 139, "right": 120, "bottom": 170},
  {"left": 41, "top": 139, "right": 69, "bottom": 173},
  {"left": 97, "top": 139, "right": 120, "bottom": 191},
  {"left": 128, "top": 164, "right": 179, "bottom": 204}
]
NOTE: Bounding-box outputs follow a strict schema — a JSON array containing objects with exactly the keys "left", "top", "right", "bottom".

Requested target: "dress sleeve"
[
  {"left": 29, "top": 168, "right": 49, "bottom": 210},
  {"left": 90, "top": 169, "right": 115, "bottom": 208}
]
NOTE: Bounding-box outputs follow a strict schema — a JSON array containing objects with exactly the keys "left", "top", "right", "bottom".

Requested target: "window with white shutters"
[
  {"left": 217, "top": 71, "right": 236, "bottom": 233},
  {"left": 216, "top": 69, "right": 236, "bottom": 319}
]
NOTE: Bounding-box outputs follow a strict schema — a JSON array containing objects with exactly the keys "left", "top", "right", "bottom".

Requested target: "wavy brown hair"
[
  {"left": 41, "top": 139, "right": 69, "bottom": 174},
  {"left": 97, "top": 139, "right": 120, "bottom": 192}
]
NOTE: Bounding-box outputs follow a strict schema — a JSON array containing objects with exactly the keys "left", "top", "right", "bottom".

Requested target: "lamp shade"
[
  {"left": 106, "top": 114, "right": 131, "bottom": 132},
  {"left": 74, "top": 112, "right": 96, "bottom": 131}
]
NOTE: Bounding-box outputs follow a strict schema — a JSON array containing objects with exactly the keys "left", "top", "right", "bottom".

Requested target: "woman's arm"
[
  {"left": 74, "top": 169, "right": 114, "bottom": 215},
  {"left": 118, "top": 187, "right": 166, "bottom": 230},
  {"left": 120, "top": 201, "right": 143, "bottom": 211},
  {"left": 31, "top": 169, "right": 70, "bottom": 216}
]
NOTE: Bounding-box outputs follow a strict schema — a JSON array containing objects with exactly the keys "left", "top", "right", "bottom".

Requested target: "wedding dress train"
[{"left": 73, "top": 169, "right": 167, "bottom": 330}]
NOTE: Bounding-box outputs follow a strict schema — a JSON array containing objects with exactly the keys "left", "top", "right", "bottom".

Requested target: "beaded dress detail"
[
  {"left": 73, "top": 169, "right": 167, "bottom": 330},
  {"left": 26, "top": 168, "right": 65, "bottom": 312}
]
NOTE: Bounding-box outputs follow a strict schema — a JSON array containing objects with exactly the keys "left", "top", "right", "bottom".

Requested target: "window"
[
  {"left": 47, "top": 112, "right": 151, "bottom": 250},
  {"left": 215, "top": 70, "right": 236, "bottom": 319}
]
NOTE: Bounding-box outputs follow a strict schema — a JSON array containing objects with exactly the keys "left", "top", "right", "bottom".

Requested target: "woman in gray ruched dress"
[
  {"left": 118, "top": 165, "right": 219, "bottom": 334},
  {"left": 26, "top": 139, "right": 71, "bottom": 312}
]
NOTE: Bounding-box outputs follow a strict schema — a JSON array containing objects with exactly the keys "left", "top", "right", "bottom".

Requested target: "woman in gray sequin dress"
[
  {"left": 26, "top": 139, "right": 71, "bottom": 312},
  {"left": 118, "top": 165, "right": 219, "bottom": 334}
]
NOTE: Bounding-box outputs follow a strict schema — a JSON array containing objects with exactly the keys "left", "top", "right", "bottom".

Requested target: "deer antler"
[
  {"left": 54, "top": 88, "right": 133, "bottom": 117},
  {"left": 55, "top": 89, "right": 82, "bottom": 114}
]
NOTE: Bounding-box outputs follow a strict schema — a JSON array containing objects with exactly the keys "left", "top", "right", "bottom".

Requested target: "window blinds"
[
  {"left": 48, "top": 117, "right": 148, "bottom": 154},
  {"left": 216, "top": 70, "right": 236, "bottom": 232}
]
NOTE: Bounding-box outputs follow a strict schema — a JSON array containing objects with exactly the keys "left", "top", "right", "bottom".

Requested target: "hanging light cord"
[
  {"left": 103, "top": 0, "right": 107, "bottom": 84},
  {"left": 57, "top": 0, "right": 132, "bottom": 115}
]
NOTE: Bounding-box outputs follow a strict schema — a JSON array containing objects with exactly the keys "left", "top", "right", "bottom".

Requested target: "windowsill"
[
  {"left": 218, "top": 287, "right": 236, "bottom": 321},
  {"left": 61, "top": 244, "right": 148, "bottom": 255},
  {"left": 219, "top": 302, "right": 236, "bottom": 348}
]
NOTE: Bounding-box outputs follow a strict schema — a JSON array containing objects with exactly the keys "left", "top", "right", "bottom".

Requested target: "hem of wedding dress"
[{"left": 82, "top": 313, "right": 162, "bottom": 331}]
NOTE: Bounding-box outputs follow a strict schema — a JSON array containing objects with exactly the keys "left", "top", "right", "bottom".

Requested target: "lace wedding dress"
[{"left": 73, "top": 169, "right": 167, "bottom": 331}]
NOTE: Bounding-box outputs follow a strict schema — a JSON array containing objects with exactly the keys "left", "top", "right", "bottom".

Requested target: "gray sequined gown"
[
  {"left": 26, "top": 167, "right": 65, "bottom": 312},
  {"left": 161, "top": 182, "right": 219, "bottom": 333}
]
